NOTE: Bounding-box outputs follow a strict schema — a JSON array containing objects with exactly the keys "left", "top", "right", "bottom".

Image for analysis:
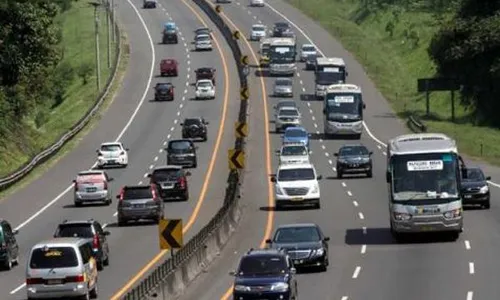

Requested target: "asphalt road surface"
[
  {"left": 0, "top": 0, "right": 241, "bottom": 299},
  {"left": 177, "top": 1, "right": 500, "bottom": 300}
]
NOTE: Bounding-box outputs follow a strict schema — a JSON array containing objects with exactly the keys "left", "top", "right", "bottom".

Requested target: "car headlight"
[
  {"left": 310, "top": 184, "right": 319, "bottom": 193},
  {"left": 275, "top": 185, "right": 283, "bottom": 195},
  {"left": 234, "top": 285, "right": 251, "bottom": 292},
  {"left": 393, "top": 212, "right": 412, "bottom": 221},
  {"left": 312, "top": 248, "right": 325, "bottom": 256},
  {"left": 443, "top": 208, "right": 462, "bottom": 219},
  {"left": 270, "top": 282, "right": 289, "bottom": 292},
  {"left": 479, "top": 185, "right": 489, "bottom": 194}
]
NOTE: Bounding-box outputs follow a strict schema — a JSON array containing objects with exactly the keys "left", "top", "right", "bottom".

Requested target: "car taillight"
[
  {"left": 92, "top": 235, "right": 100, "bottom": 252},
  {"left": 26, "top": 278, "right": 44, "bottom": 285},
  {"left": 178, "top": 177, "right": 186, "bottom": 189},
  {"left": 151, "top": 185, "right": 158, "bottom": 199},
  {"left": 65, "top": 274, "right": 85, "bottom": 283},
  {"left": 119, "top": 188, "right": 125, "bottom": 200}
]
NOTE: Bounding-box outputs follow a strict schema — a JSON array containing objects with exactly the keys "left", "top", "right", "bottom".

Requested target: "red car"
[{"left": 160, "top": 59, "right": 178, "bottom": 77}]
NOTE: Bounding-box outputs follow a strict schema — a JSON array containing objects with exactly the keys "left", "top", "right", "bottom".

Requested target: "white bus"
[
  {"left": 314, "top": 57, "right": 347, "bottom": 99},
  {"left": 322, "top": 84, "right": 364, "bottom": 138},
  {"left": 386, "top": 133, "right": 464, "bottom": 242},
  {"left": 269, "top": 38, "right": 297, "bottom": 76}
]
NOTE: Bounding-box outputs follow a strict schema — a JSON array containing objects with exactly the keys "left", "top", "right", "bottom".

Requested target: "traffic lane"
[
  {"left": 2, "top": 2, "right": 234, "bottom": 298},
  {"left": 0, "top": 0, "right": 155, "bottom": 230}
]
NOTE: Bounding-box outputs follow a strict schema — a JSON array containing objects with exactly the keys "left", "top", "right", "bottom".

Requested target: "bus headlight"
[
  {"left": 479, "top": 185, "right": 489, "bottom": 194},
  {"left": 393, "top": 212, "right": 412, "bottom": 221},
  {"left": 443, "top": 208, "right": 461, "bottom": 219}
]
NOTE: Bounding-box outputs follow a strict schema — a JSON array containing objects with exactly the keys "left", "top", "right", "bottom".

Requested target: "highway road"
[
  {"left": 177, "top": 1, "right": 500, "bottom": 300},
  {"left": 0, "top": 0, "right": 241, "bottom": 299}
]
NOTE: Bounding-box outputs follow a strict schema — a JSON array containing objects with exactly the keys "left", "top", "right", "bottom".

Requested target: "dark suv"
[
  {"left": 116, "top": 185, "right": 164, "bottom": 226},
  {"left": 53, "top": 219, "right": 110, "bottom": 270},
  {"left": 0, "top": 219, "right": 19, "bottom": 270},
  {"left": 231, "top": 248, "right": 298, "bottom": 300},
  {"left": 461, "top": 167, "right": 491, "bottom": 209},
  {"left": 334, "top": 144, "right": 373, "bottom": 178},
  {"left": 181, "top": 117, "right": 209, "bottom": 141},
  {"left": 166, "top": 139, "right": 198, "bottom": 168},
  {"left": 154, "top": 82, "right": 174, "bottom": 101},
  {"left": 272, "top": 22, "right": 292, "bottom": 37},
  {"left": 148, "top": 165, "right": 191, "bottom": 201}
]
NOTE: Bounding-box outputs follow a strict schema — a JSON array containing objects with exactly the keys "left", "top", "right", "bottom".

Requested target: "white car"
[
  {"left": 271, "top": 163, "right": 322, "bottom": 209},
  {"left": 275, "top": 107, "right": 301, "bottom": 133},
  {"left": 250, "top": 0, "right": 265, "bottom": 6},
  {"left": 250, "top": 24, "right": 267, "bottom": 41},
  {"left": 97, "top": 142, "right": 128, "bottom": 168},
  {"left": 300, "top": 44, "right": 317, "bottom": 61},
  {"left": 195, "top": 79, "right": 216, "bottom": 99},
  {"left": 195, "top": 34, "right": 212, "bottom": 51},
  {"left": 276, "top": 143, "right": 310, "bottom": 165}
]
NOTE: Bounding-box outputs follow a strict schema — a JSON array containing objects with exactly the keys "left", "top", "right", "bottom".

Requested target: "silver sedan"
[{"left": 273, "top": 78, "right": 293, "bottom": 97}]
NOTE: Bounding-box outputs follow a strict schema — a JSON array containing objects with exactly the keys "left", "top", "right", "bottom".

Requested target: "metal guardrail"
[
  {"left": 123, "top": 0, "right": 249, "bottom": 298},
  {"left": 407, "top": 114, "right": 427, "bottom": 132},
  {"left": 0, "top": 9, "right": 122, "bottom": 191}
]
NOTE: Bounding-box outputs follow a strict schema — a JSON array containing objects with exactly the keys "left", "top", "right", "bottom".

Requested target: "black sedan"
[
  {"left": 266, "top": 223, "right": 329, "bottom": 271},
  {"left": 461, "top": 167, "right": 491, "bottom": 209},
  {"left": 154, "top": 82, "right": 174, "bottom": 101},
  {"left": 335, "top": 144, "right": 373, "bottom": 178}
]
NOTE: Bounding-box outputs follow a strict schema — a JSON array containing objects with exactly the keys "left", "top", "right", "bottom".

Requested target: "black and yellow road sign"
[
  {"left": 240, "top": 87, "right": 249, "bottom": 100},
  {"left": 228, "top": 149, "right": 245, "bottom": 169},
  {"left": 215, "top": 5, "right": 222, "bottom": 13},
  {"left": 241, "top": 55, "right": 249, "bottom": 65},
  {"left": 233, "top": 30, "right": 240, "bottom": 40},
  {"left": 158, "top": 219, "right": 183, "bottom": 250},
  {"left": 235, "top": 122, "right": 248, "bottom": 138}
]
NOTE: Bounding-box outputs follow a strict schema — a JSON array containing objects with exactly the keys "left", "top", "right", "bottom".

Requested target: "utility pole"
[
  {"left": 89, "top": 2, "right": 102, "bottom": 91},
  {"left": 106, "top": 0, "right": 111, "bottom": 69}
]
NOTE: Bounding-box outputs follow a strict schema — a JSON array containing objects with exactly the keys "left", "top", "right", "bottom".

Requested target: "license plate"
[
  {"left": 421, "top": 226, "right": 433, "bottom": 231},
  {"left": 133, "top": 204, "right": 144, "bottom": 208},
  {"left": 47, "top": 279, "right": 63, "bottom": 285},
  {"left": 464, "top": 195, "right": 472, "bottom": 199},
  {"left": 86, "top": 188, "right": 97, "bottom": 193},
  {"left": 291, "top": 197, "right": 303, "bottom": 201},
  {"left": 108, "top": 160, "right": 116, "bottom": 163},
  {"left": 294, "top": 259, "right": 303, "bottom": 264}
]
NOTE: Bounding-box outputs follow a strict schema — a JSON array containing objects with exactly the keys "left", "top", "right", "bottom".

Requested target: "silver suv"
[
  {"left": 26, "top": 238, "right": 98, "bottom": 299},
  {"left": 73, "top": 170, "right": 114, "bottom": 206}
]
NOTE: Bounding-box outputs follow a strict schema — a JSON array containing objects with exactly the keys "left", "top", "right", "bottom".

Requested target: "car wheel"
[
  {"left": 74, "top": 201, "right": 83, "bottom": 207},
  {"left": 89, "top": 283, "right": 98, "bottom": 299},
  {"left": 337, "top": 171, "right": 343, "bottom": 179},
  {"left": 315, "top": 202, "right": 321, "bottom": 209},
  {"left": 366, "top": 170, "right": 373, "bottom": 178},
  {"left": 97, "top": 259, "right": 104, "bottom": 271},
  {"left": 318, "top": 264, "right": 327, "bottom": 272},
  {"left": 483, "top": 200, "right": 491, "bottom": 209},
  {"left": 449, "top": 231, "right": 460, "bottom": 241},
  {"left": 3, "top": 254, "right": 12, "bottom": 270},
  {"left": 183, "top": 191, "right": 189, "bottom": 201},
  {"left": 103, "top": 255, "right": 109, "bottom": 266},
  {"left": 105, "top": 198, "right": 112, "bottom": 206},
  {"left": 203, "top": 135, "right": 207, "bottom": 142},
  {"left": 192, "top": 161, "right": 197, "bottom": 168},
  {"left": 117, "top": 218, "right": 126, "bottom": 227}
]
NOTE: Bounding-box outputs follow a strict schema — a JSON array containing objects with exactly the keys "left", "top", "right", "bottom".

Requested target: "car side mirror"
[
  {"left": 126, "top": 148, "right": 130, "bottom": 151},
  {"left": 103, "top": 231, "right": 111, "bottom": 236},
  {"left": 386, "top": 171, "right": 392, "bottom": 183},
  {"left": 324, "top": 236, "right": 330, "bottom": 242},
  {"left": 13, "top": 229, "right": 19, "bottom": 235},
  {"left": 369, "top": 151, "right": 373, "bottom": 155},
  {"left": 265, "top": 239, "right": 272, "bottom": 244},
  {"left": 147, "top": 174, "right": 151, "bottom": 178},
  {"left": 363, "top": 103, "right": 366, "bottom": 109},
  {"left": 322, "top": 109, "right": 326, "bottom": 114},
  {"left": 229, "top": 271, "right": 236, "bottom": 276},
  {"left": 290, "top": 267, "right": 297, "bottom": 274},
  {"left": 185, "top": 171, "right": 192, "bottom": 176},
  {"left": 346, "top": 71, "right": 349, "bottom": 77},
  {"left": 486, "top": 176, "right": 492, "bottom": 181},
  {"left": 72, "top": 179, "right": 76, "bottom": 183},
  {"left": 270, "top": 176, "right": 277, "bottom": 183},
  {"left": 317, "top": 175, "right": 323, "bottom": 180},
  {"left": 116, "top": 195, "right": 121, "bottom": 199},
  {"left": 333, "top": 153, "right": 338, "bottom": 157},
  {"left": 180, "top": 123, "right": 184, "bottom": 126}
]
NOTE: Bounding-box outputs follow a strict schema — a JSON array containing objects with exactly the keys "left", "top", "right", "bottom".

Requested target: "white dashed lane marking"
[
  {"left": 170, "top": 127, "right": 175, "bottom": 131},
  {"left": 361, "top": 245, "right": 366, "bottom": 254},
  {"left": 149, "top": 164, "right": 154, "bottom": 169},
  {"left": 358, "top": 212, "right": 364, "bottom": 220},
  {"left": 352, "top": 266, "right": 361, "bottom": 279},
  {"left": 154, "top": 156, "right": 158, "bottom": 162},
  {"left": 467, "top": 291, "right": 473, "bottom": 300},
  {"left": 469, "top": 262, "right": 475, "bottom": 274},
  {"left": 353, "top": 201, "right": 358, "bottom": 207},
  {"left": 465, "top": 240, "right": 471, "bottom": 250},
  {"left": 341, "top": 182, "right": 346, "bottom": 187},
  {"left": 347, "top": 191, "right": 352, "bottom": 196},
  {"left": 167, "top": 134, "right": 171, "bottom": 139}
]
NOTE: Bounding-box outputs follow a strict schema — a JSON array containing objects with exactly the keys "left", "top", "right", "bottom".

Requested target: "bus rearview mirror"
[{"left": 386, "top": 171, "right": 391, "bottom": 183}]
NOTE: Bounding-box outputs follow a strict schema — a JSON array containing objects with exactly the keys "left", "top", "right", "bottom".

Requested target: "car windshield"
[
  {"left": 156, "top": 84, "right": 171, "bottom": 90},
  {"left": 463, "top": 169, "right": 485, "bottom": 182},
  {"left": 238, "top": 255, "right": 287, "bottom": 276},
  {"left": 285, "top": 129, "right": 306, "bottom": 138},
  {"left": 169, "top": 141, "right": 193, "bottom": 153},
  {"left": 274, "top": 226, "right": 320, "bottom": 243},
  {"left": 184, "top": 119, "right": 201, "bottom": 126},
  {"left": 279, "top": 109, "right": 299, "bottom": 117},
  {"left": 30, "top": 247, "right": 78, "bottom": 269},
  {"left": 196, "top": 35, "right": 210, "bottom": 41},
  {"left": 197, "top": 81, "right": 212, "bottom": 88},
  {"left": 302, "top": 46, "right": 315, "bottom": 52},
  {"left": 122, "top": 187, "right": 152, "bottom": 200},
  {"left": 282, "top": 145, "right": 308, "bottom": 156},
  {"left": 391, "top": 153, "right": 459, "bottom": 201},
  {"left": 101, "top": 144, "right": 121, "bottom": 152},
  {"left": 277, "top": 102, "right": 296, "bottom": 109},
  {"left": 278, "top": 168, "right": 315, "bottom": 181},
  {"left": 253, "top": 25, "right": 265, "bottom": 31},
  {"left": 152, "top": 169, "right": 181, "bottom": 181},
  {"left": 275, "top": 79, "right": 291, "bottom": 86},
  {"left": 56, "top": 224, "right": 93, "bottom": 238},
  {"left": 275, "top": 23, "right": 288, "bottom": 28},
  {"left": 76, "top": 173, "right": 103, "bottom": 183},
  {"left": 339, "top": 146, "right": 368, "bottom": 156}
]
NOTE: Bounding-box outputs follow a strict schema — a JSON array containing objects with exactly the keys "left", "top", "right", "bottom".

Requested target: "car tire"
[
  {"left": 337, "top": 171, "right": 343, "bottom": 179},
  {"left": 315, "top": 202, "right": 321, "bottom": 209},
  {"left": 192, "top": 161, "right": 197, "bottom": 168},
  {"left": 449, "top": 231, "right": 460, "bottom": 241},
  {"left": 366, "top": 170, "right": 373, "bottom": 178},
  {"left": 3, "top": 254, "right": 12, "bottom": 270},
  {"left": 202, "top": 135, "right": 207, "bottom": 142},
  {"left": 318, "top": 264, "right": 327, "bottom": 272},
  {"left": 275, "top": 202, "right": 282, "bottom": 211},
  {"left": 97, "top": 259, "right": 104, "bottom": 271},
  {"left": 183, "top": 191, "right": 189, "bottom": 201},
  {"left": 74, "top": 201, "right": 83, "bottom": 207},
  {"left": 483, "top": 200, "right": 491, "bottom": 209},
  {"left": 117, "top": 218, "right": 126, "bottom": 227},
  {"left": 105, "top": 198, "right": 112, "bottom": 206},
  {"left": 103, "top": 255, "right": 109, "bottom": 266},
  {"left": 89, "top": 284, "right": 98, "bottom": 299}
]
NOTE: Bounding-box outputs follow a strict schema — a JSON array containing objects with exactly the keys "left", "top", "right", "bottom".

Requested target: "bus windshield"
[
  {"left": 390, "top": 152, "right": 459, "bottom": 201},
  {"left": 270, "top": 46, "right": 295, "bottom": 63},
  {"left": 325, "top": 93, "right": 363, "bottom": 121}
]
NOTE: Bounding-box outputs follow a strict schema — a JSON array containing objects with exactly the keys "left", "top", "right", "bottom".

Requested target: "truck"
[
  {"left": 322, "top": 84, "right": 365, "bottom": 139},
  {"left": 314, "top": 57, "right": 347, "bottom": 99},
  {"left": 269, "top": 38, "right": 297, "bottom": 76},
  {"left": 386, "top": 133, "right": 464, "bottom": 242}
]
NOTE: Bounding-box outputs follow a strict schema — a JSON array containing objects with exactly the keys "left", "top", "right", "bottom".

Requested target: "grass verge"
[
  {"left": 0, "top": 1, "right": 119, "bottom": 177},
  {"left": 286, "top": 0, "right": 500, "bottom": 165},
  {"left": 0, "top": 22, "right": 130, "bottom": 200}
]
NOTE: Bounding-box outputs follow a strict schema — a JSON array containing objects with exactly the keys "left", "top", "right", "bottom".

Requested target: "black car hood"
[
  {"left": 461, "top": 181, "right": 486, "bottom": 190},
  {"left": 272, "top": 241, "right": 322, "bottom": 251},
  {"left": 339, "top": 155, "right": 370, "bottom": 163},
  {"left": 235, "top": 274, "right": 288, "bottom": 286}
]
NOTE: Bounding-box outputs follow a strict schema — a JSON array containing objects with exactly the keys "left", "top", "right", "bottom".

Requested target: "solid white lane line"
[
  {"left": 361, "top": 245, "right": 366, "bottom": 254},
  {"left": 469, "top": 262, "right": 474, "bottom": 274},
  {"left": 341, "top": 182, "right": 346, "bottom": 187},
  {"left": 10, "top": 283, "right": 26, "bottom": 294},
  {"left": 465, "top": 240, "right": 471, "bottom": 250},
  {"left": 358, "top": 212, "right": 364, "bottom": 220},
  {"left": 352, "top": 266, "right": 361, "bottom": 278},
  {"left": 347, "top": 190, "right": 352, "bottom": 196},
  {"left": 353, "top": 201, "right": 358, "bottom": 207},
  {"left": 467, "top": 291, "right": 473, "bottom": 300},
  {"left": 362, "top": 226, "right": 367, "bottom": 234}
]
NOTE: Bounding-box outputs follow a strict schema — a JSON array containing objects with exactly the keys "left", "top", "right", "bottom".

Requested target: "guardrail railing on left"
[
  {"left": 0, "top": 1, "right": 122, "bottom": 191},
  {"left": 407, "top": 114, "right": 427, "bottom": 133}
]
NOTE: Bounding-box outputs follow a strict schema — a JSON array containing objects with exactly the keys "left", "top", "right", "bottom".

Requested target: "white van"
[{"left": 26, "top": 238, "right": 98, "bottom": 299}]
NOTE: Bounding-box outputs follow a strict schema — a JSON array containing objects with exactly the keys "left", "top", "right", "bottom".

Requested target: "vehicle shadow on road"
[
  {"left": 300, "top": 94, "right": 316, "bottom": 101},
  {"left": 105, "top": 221, "right": 158, "bottom": 228},
  {"left": 345, "top": 228, "right": 459, "bottom": 245},
  {"left": 255, "top": 70, "right": 269, "bottom": 77},
  {"left": 259, "top": 206, "right": 318, "bottom": 212}
]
